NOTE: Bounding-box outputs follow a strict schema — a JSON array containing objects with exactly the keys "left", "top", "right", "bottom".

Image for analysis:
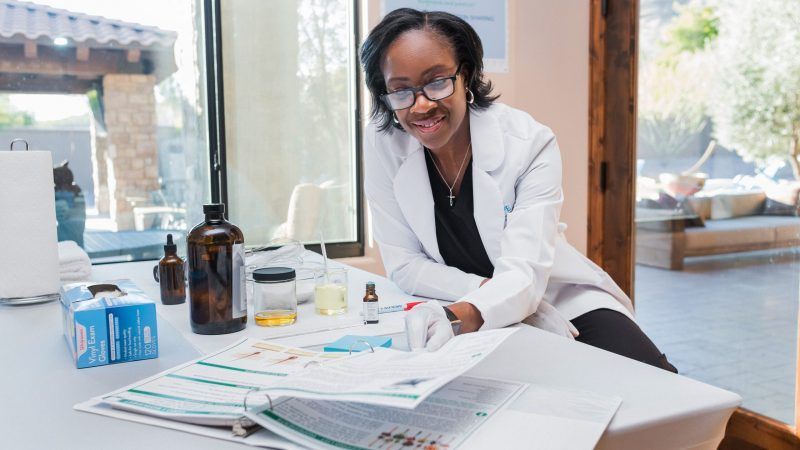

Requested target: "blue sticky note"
[{"left": 324, "top": 335, "right": 392, "bottom": 353}]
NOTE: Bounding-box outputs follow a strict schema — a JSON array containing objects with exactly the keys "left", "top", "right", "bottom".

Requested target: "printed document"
[
  {"left": 247, "top": 376, "right": 527, "bottom": 450},
  {"left": 261, "top": 328, "right": 518, "bottom": 408},
  {"left": 97, "top": 328, "right": 517, "bottom": 425},
  {"left": 101, "top": 339, "right": 344, "bottom": 426}
]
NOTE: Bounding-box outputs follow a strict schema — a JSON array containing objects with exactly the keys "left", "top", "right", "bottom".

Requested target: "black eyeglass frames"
[{"left": 381, "top": 64, "right": 463, "bottom": 111}]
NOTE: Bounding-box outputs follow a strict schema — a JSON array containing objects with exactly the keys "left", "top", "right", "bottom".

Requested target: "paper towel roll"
[{"left": 0, "top": 149, "right": 60, "bottom": 299}]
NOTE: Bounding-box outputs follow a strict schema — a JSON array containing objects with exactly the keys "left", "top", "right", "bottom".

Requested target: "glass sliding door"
[{"left": 634, "top": 0, "right": 799, "bottom": 425}]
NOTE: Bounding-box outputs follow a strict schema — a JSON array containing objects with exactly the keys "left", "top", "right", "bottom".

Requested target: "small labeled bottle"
[
  {"left": 363, "top": 281, "right": 379, "bottom": 324},
  {"left": 158, "top": 233, "right": 186, "bottom": 305},
  {"left": 187, "top": 203, "right": 247, "bottom": 335}
]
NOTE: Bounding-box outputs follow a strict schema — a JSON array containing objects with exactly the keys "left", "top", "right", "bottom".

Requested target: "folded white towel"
[{"left": 58, "top": 240, "right": 92, "bottom": 282}]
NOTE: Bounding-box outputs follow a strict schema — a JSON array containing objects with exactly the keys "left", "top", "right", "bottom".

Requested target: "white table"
[{"left": 0, "top": 259, "right": 741, "bottom": 449}]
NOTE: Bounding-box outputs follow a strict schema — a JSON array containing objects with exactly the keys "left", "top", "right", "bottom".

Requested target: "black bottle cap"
[
  {"left": 203, "top": 203, "right": 225, "bottom": 214},
  {"left": 164, "top": 233, "right": 177, "bottom": 253},
  {"left": 253, "top": 267, "right": 296, "bottom": 282}
]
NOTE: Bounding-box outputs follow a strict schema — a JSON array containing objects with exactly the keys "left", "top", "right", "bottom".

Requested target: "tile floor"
[{"left": 635, "top": 248, "right": 799, "bottom": 425}]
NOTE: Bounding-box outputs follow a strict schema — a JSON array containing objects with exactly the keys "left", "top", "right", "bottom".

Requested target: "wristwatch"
[{"left": 443, "top": 306, "right": 462, "bottom": 336}]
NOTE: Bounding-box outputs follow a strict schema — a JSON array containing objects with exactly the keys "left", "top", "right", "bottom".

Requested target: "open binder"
[{"left": 85, "top": 330, "right": 522, "bottom": 449}]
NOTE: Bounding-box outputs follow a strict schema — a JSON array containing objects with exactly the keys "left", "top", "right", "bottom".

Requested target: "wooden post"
[
  {"left": 588, "top": 0, "right": 639, "bottom": 299},
  {"left": 24, "top": 41, "right": 37, "bottom": 58}
]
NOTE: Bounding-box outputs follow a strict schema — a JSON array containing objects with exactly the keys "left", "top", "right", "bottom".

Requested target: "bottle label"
[
  {"left": 232, "top": 243, "right": 247, "bottom": 319},
  {"left": 364, "top": 301, "right": 378, "bottom": 323}
]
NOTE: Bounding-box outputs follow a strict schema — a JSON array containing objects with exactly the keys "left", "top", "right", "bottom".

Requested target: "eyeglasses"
[{"left": 381, "top": 64, "right": 462, "bottom": 111}]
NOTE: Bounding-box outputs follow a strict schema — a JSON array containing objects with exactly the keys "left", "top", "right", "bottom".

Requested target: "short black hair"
[{"left": 360, "top": 8, "right": 498, "bottom": 132}]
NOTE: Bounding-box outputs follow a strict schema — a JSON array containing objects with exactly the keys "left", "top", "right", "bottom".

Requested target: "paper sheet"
[
  {"left": 75, "top": 398, "right": 304, "bottom": 449},
  {"left": 247, "top": 376, "right": 527, "bottom": 450},
  {"left": 260, "top": 328, "right": 518, "bottom": 408},
  {"left": 100, "top": 338, "right": 345, "bottom": 426},
  {"left": 463, "top": 384, "right": 622, "bottom": 450}
]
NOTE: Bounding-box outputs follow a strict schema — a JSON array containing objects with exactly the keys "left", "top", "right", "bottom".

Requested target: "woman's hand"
[
  {"left": 447, "top": 301, "right": 484, "bottom": 333},
  {"left": 405, "top": 301, "right": 486, "bottom": 352},
  {"left": 405, "top": 301, "right": 454, "bottom": 351}
]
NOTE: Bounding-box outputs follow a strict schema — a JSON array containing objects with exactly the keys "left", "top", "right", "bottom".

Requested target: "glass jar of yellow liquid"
[
  {"left": 314, "top": 267, "right": 348, "bottom": 315},
  {"left": 253, "top": 267, "right": 297, "bottom": 326}
]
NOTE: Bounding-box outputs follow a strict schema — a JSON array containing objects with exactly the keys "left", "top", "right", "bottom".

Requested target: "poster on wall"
[{"left": 381, "top": 0, "right": 508, "bottom": 73}]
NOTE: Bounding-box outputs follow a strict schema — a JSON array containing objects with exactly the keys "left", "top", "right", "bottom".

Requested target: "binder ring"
[
  {"left": 348, "top": 339, "right": 376, "bottom": 355},
  {"left": 232, "top": 389, "right": 274, "bottom": 437},
  {"left": 9, "top": 138, "right": 29, "bottom": 151},
  {"left": 243, "top": 388, "right": 273, "bottom": 412}
]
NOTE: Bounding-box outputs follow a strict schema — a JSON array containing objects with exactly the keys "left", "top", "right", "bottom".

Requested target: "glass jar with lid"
[{"left": 253, "top": 267, "right": 297, "bottom": 327}]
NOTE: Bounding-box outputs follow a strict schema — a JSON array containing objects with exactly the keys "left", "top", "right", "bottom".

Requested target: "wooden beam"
[
  {"left": 24, "top": 41, "right": 37, "bottom": 59},
  {"left": 0, "top": 74, "right": 97, "bottom": 94},
  {"left": 76, "top": 46, "right": 90, "bottom": 62},
  {"left": 0, "top": 44, "right": 148, "bottom": 78},
  {"left": 720, "top": 408, "right": 800, "bottom": 450},
  {"left": 126, "top": 49, "right": 141, "bottom": 63}
]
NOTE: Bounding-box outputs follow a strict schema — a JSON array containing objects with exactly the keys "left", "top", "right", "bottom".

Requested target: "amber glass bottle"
[
  {"left": 187, "top": 203, "right": 247, "bottom": 334},
  {"left": 158, "top": 233, "right": 186, "bottom": 305},
  {"left": 363, "top": 282, "right": 379, "bottom": 324}
]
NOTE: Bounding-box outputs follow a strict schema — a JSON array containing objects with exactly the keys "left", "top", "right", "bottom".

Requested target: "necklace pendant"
[{"left": 448, "top": 190, "right": 455, "bottom": 207}]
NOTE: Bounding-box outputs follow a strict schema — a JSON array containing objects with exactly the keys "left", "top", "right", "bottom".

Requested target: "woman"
[{"left": 360, "top": 8, "right": 676, "bottom": 372}]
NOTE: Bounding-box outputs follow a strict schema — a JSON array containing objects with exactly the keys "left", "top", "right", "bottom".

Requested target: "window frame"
[{"left": 202, "top": 0, "right": 365, "bottom": 258}]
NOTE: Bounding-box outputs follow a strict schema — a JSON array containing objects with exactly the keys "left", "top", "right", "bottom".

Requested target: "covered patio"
[{"left": 0, "top": 0, "right": 177, "bottom": 231}]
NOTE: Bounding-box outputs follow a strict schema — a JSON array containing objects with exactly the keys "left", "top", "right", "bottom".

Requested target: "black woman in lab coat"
[{"left": 360, "top": 8, "right": 676, "bottom": 372}]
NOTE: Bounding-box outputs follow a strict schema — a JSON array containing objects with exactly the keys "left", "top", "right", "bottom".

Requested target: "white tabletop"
[{"left": 0, "top": 259, "right": 741, "bottom": 450}]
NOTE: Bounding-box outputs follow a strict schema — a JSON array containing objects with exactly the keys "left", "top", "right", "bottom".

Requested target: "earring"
[
  {"left": 466, "top": 88, "right": 474, "bottom": 104},
  {"left": 392, "top": 113, "right": 400, "bottom": 124}
]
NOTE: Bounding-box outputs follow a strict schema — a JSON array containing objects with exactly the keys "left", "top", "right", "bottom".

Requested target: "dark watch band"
[{"left": 443, "top": 306, "right": 462, "bottom": 335}]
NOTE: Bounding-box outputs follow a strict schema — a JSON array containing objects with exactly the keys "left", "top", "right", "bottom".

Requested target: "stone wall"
[{"left": 100, "top": 74, "right": 159, "bottom": 230}]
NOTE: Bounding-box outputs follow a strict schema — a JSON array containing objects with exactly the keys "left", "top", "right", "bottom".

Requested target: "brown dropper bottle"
[
  {"left": 158, "top": 233, "right": 186, "bottom": 305},
  {"left": 187, "top": 203, "right": 247, "bottom": 335},
  {"left": 363, "top": 282, "right": 379, "bottom": 324}
]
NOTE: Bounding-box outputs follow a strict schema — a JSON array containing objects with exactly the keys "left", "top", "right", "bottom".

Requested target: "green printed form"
[
  {"left": 102, "top": 338, "right": 342, "bottom": 425},
  {"left": 247, "top": 376, "right": 527, "bottom": 450}
]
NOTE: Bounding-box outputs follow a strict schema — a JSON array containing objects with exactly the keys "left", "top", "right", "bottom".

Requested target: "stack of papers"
[
  {"left": 79, "top": 329, "right": 520, "bottom": 448},
  {"left": 77, "top": 327, "right": 622, "bottom": 449}
]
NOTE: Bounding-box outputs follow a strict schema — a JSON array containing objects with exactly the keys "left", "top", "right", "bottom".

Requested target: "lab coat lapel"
[
  {"left": 470, "top": 108, "right": 505, "bottom": 263},
  {"left": 393, "top": 146, "right": 444, "bottom": 264}
]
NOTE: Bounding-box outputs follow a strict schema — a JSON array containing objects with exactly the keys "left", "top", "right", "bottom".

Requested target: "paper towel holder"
[
  {"left": 0, "top": 138, "right": 60, "bottom": 306},
  {"left": 9, "top": 138, "right": 29, "bottom": 151}
]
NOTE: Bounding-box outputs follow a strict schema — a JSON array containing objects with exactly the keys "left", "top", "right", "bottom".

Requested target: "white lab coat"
[{"left": 364, "top": 103, "right": 634, "bottom": 336}]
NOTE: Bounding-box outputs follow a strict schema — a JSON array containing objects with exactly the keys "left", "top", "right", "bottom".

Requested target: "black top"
[{"left": 424, "top": 150, "right": 494, "bottom": 279}]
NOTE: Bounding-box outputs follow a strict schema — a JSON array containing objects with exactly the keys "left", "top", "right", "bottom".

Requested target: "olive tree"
[
  {"left": 637, "top": 1, "right": 717, "bottom": 161},
  {"left": 710, "top": 0, "right": 800, "bottom": 178}
]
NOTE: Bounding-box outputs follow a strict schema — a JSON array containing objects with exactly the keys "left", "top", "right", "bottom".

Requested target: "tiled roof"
[{"left": 0, "top": 0, "right": 176, "bottom": 49}]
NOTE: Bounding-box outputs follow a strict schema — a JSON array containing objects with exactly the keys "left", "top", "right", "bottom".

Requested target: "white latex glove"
[
  {"left": 522, "top": 301, "right": 580, "bottom": 339},
  {"left": 404, "top": 301, "right": 454, "bottom": 352}
]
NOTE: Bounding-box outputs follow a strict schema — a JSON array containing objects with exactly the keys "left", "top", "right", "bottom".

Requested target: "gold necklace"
[{"left": 427, "top": 143, "right": 472, "bottom": 207}]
